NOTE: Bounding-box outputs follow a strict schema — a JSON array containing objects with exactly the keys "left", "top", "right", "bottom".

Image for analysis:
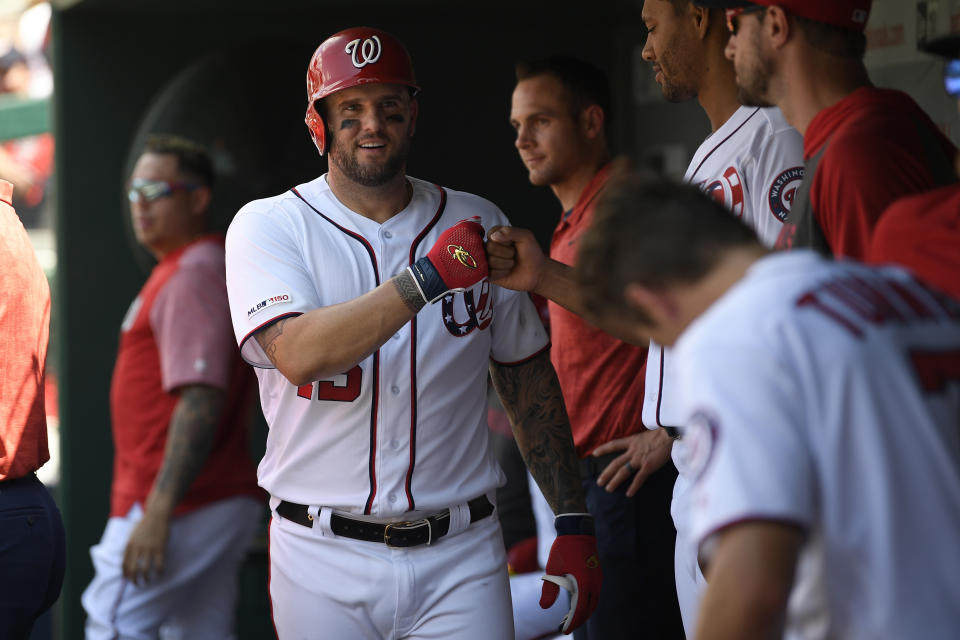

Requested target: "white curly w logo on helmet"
[{"left": 345, "top": 36, "right": 382, "bottom": 69}]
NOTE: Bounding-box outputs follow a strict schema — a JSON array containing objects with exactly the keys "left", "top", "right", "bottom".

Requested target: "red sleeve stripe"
[{"left": 239, "top": 312, "right": 304, "bottom": 366}]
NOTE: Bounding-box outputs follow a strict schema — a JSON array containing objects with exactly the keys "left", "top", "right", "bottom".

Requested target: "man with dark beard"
[
  {"left": 696, "top": 0, "right": 957, "bottom": 258},
  {"left": 224, "top": 27, "right": 601, "bottom": 638}
]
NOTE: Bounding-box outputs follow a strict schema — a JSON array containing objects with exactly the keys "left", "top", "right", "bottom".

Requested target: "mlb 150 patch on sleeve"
[{"left": 248, "top": 294, "right": 293, "bottom": 319}]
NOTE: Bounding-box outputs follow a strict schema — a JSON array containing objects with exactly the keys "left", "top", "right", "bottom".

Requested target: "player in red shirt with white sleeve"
[
  {"left": 82, "top": 136, "right": 263, "bottom": 640},
  {"left": 575, "top": 175, "right": 960, "bottom": 640},
  {"left": 224, "top": 27, "right": 599, "bottom": 638}
]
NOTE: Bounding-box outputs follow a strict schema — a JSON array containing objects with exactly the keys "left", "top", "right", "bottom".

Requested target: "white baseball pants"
[
  {"left": 268, "top": 499, "right": 514, "bottom": 640},
  {"left": 82, "top": 496, "right": 262, "bottom": 640}
]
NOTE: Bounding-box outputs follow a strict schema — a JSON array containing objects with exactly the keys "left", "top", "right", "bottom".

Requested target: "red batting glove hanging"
[{"left": 540, "top": 513, "right": 603, "bottom": 634}]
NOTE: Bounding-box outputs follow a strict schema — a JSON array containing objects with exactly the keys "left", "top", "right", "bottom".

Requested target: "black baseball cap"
[
  {"left": 693, "top": 1, "right": 755, "bottom": 7},
  {"left": 921, "top": 35, "right": 960, "bottom": 59},
  {"left": 695, "top": 1, "right": 872, "bottom": 31}
]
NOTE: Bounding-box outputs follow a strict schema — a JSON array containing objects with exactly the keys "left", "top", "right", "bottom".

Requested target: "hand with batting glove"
[
  {"left": 407, "top": 216, "right": 489, "bottom": 304},
  {"left": 540, "top": 513, "right": 602, "bottom": 634}
]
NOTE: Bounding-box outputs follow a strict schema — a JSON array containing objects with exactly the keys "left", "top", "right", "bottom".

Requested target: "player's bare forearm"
[
  {"left": 489, "top": 351, "right": 586, "bottom": 514},
  {"left": 146, "top": 385, "right": 225, "bottom": 516},
  {"left": 487, "top": 227, "right": 645, "bottom": 345},
  {"left": 255, "top": 272, "right": 422, "bottom": 385},
  {"left": 695, "top": 522, "right": 803, "bottom": 640}
]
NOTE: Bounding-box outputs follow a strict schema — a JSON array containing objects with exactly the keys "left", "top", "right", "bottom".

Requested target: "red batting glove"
[
  {"left": 540, "top": 513, "right": 602, "bottom": 634},
  {"left": 407, "top": 216, "right": 489, "bottom": 303}
]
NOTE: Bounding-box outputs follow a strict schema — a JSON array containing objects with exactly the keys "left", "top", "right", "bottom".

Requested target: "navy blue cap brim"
[
  {"left": 921, "top": 35, "right": 960, "bottom": 59},
  {"left": 692, "top": 1, "right": 756, "bottom": 7}
]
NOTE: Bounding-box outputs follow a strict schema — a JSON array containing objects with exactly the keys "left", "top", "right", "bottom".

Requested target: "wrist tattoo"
[{"left": 394, "top": 272, "right": 427, "bottom": 313}]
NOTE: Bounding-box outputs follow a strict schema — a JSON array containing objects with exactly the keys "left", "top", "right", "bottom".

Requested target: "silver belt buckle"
[{"left": 383, "top": 518, "right": 433, "bottom": 547}]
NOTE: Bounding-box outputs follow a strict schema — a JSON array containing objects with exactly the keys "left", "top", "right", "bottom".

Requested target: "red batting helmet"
[{"left": 305, "top": 27, "right": 420, "bottom": 156}]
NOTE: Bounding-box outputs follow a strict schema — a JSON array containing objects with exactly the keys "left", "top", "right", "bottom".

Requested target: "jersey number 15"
[{"left": 297, "top": 365, "right": 363, "bottom": 402}]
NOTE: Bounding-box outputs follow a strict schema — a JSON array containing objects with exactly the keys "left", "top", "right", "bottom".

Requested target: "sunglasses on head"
[
  {"left": 944, "top": 59, "right": 960, "bottom": 97},
  {"left": 726, "top": 5, "right": 767, "bottom": 35},
  {"left": 127, "top": 179, "right": 199, "bottom": 203}
]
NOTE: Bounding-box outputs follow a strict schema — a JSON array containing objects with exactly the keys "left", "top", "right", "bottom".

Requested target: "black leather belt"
[
  {"left": 276, "top": 495, "right": 494, "bottom": 548},
  {"left": 579, "top": 451, "right": 619, "bottom": 478}
]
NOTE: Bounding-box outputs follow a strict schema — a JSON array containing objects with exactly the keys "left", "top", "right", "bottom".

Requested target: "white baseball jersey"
[
  {"left": 644, "top": 106, "right": 805, "bottom": 637},
  {"left": 644, "top": 106, "right": 804, "bottom": 436},
  {"left": 225, "top": 175, "right": 549, "bottom": 517},
  {"left": 678, "top": 251, "right": 960, "bottom": 639}
]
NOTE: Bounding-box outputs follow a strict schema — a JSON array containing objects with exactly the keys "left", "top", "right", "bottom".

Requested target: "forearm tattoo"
[
  {"left": 393, "top": 272, "right": 427, "bottom": 313},
  {"left": 255, "top": 317, "right": 289, "bottom": 366},
  {"left": 154, "top": 385, "right": 225, "bottom": 505},
  {"left": 490, "top": 351, "right": 586, "bottom": 514}
]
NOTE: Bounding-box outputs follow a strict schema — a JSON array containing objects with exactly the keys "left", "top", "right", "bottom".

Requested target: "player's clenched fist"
[
  {"left": 408, "top": 216, "right": 489, "bottom": 303},
  {"left": 540, "top": 513, "right": 602, "bottom": 634}
]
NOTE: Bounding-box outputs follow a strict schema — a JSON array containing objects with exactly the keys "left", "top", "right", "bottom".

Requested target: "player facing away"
[
  {"left": 575, "top": 174, "right": 960, "bottom": 640},
  {"left": 867, "top": 29, "right": 960, "bottom": 301},
  {"left": 0, "top": 179, "right": 65, "bottom": 640},
  {"left": 224, "top": 27, "right": 601, "bottom": 639},
  {"left": 696, "top": 0, "right": 957, "bottom": 258},
  {"left": 489, "top": 2, "right": 804, "bottom": 634}
]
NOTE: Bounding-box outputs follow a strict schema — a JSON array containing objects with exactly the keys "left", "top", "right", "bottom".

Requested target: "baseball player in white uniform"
[
  {"left": 640, "top": 2, "right": 803, "bottom": 633},
  {"left": 646, "top": 104, "right": 803, "bottom": 638},
  {"left": 224, "top": 27, "right": 601, "bottom": 639},
  {"left": 574, "top": 174, "right": 960, "bottom": 640}
]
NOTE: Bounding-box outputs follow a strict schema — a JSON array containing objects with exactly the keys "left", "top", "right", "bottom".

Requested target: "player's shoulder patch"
[
  {"left": 768, "top": 166, "right": 805, "bottom": 222},
  {"left": 247, "top": 294, "right": 293, "bottom": 320},
  {"left": 684, "top": 409, "right": 721, "bottom": 482}
]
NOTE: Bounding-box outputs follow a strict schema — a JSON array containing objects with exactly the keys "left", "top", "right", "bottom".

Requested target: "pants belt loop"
[
  {"left": 314, "top": 506, "right": 334, "bottom": 537},
  {"left": 446, "top": 501, "right": 471, "bottom": 538}
]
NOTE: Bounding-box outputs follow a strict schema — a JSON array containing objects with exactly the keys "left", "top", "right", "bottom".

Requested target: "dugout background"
[{"left": 48, "top": 0, "right": 959, "bottom": 638}]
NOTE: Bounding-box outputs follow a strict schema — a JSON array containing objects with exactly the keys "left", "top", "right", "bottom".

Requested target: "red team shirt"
[
  {"left": 548, "top": 164, "right": 648, "bottom": 457},
  {"left": 868, "top": 185, "right": 960, "bottom": 301},
  {"left": 109, "top": 235, "right": 261, "bottom": 518},
  {"left": 0, "top": 180, "right": 50, "bottom": 481},
  {"left": 776, "top": 87, "right": 957, "bottom": 258}
]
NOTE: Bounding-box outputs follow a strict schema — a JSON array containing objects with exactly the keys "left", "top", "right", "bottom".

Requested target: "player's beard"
[
  {"left": 328, "top": 134, "right": 412, "bottom": 187},
  {"left": 735, "top": 33, "right": 776, "bottom": 108},
  {"left": 655, "top": 49, "right": 698, "bottom": 103}
]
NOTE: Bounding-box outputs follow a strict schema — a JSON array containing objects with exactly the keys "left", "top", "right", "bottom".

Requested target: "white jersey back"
[
  {"left": 225, "top": 176, "right": 549, "bottom": 517},
  {"left": 679, "top": 252, "right": 960, "bottom": 639},
  {"left": 644, "top": 106, "right": 804, "bottom": 435}
]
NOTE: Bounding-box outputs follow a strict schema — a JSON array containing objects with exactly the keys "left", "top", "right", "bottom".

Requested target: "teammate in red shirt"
[
  {"left": 82, "top": 136, "right": 263, "bottom": 640},
  {"left": 503, "top": 56, "right": 681, "bottom": 639},
  {"left": 699, "top": 0, "right": 958, "bottom": 259},
  {"left": 867, "top": 32, "right": 960, "bottom": 300},
  {"left": 0, "top": 179, "right": 65, "bottom": 640}
]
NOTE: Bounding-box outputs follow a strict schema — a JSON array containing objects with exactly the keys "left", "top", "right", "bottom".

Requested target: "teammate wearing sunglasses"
[
  {"left": 696, "top": 0, "right": 957, "bottom": 260},
  {"left": 83, "top": 135, "right": 263, "bottom": 639},
  {"left": 866, "top": 32, "right": 960, "bottom": 301}
]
